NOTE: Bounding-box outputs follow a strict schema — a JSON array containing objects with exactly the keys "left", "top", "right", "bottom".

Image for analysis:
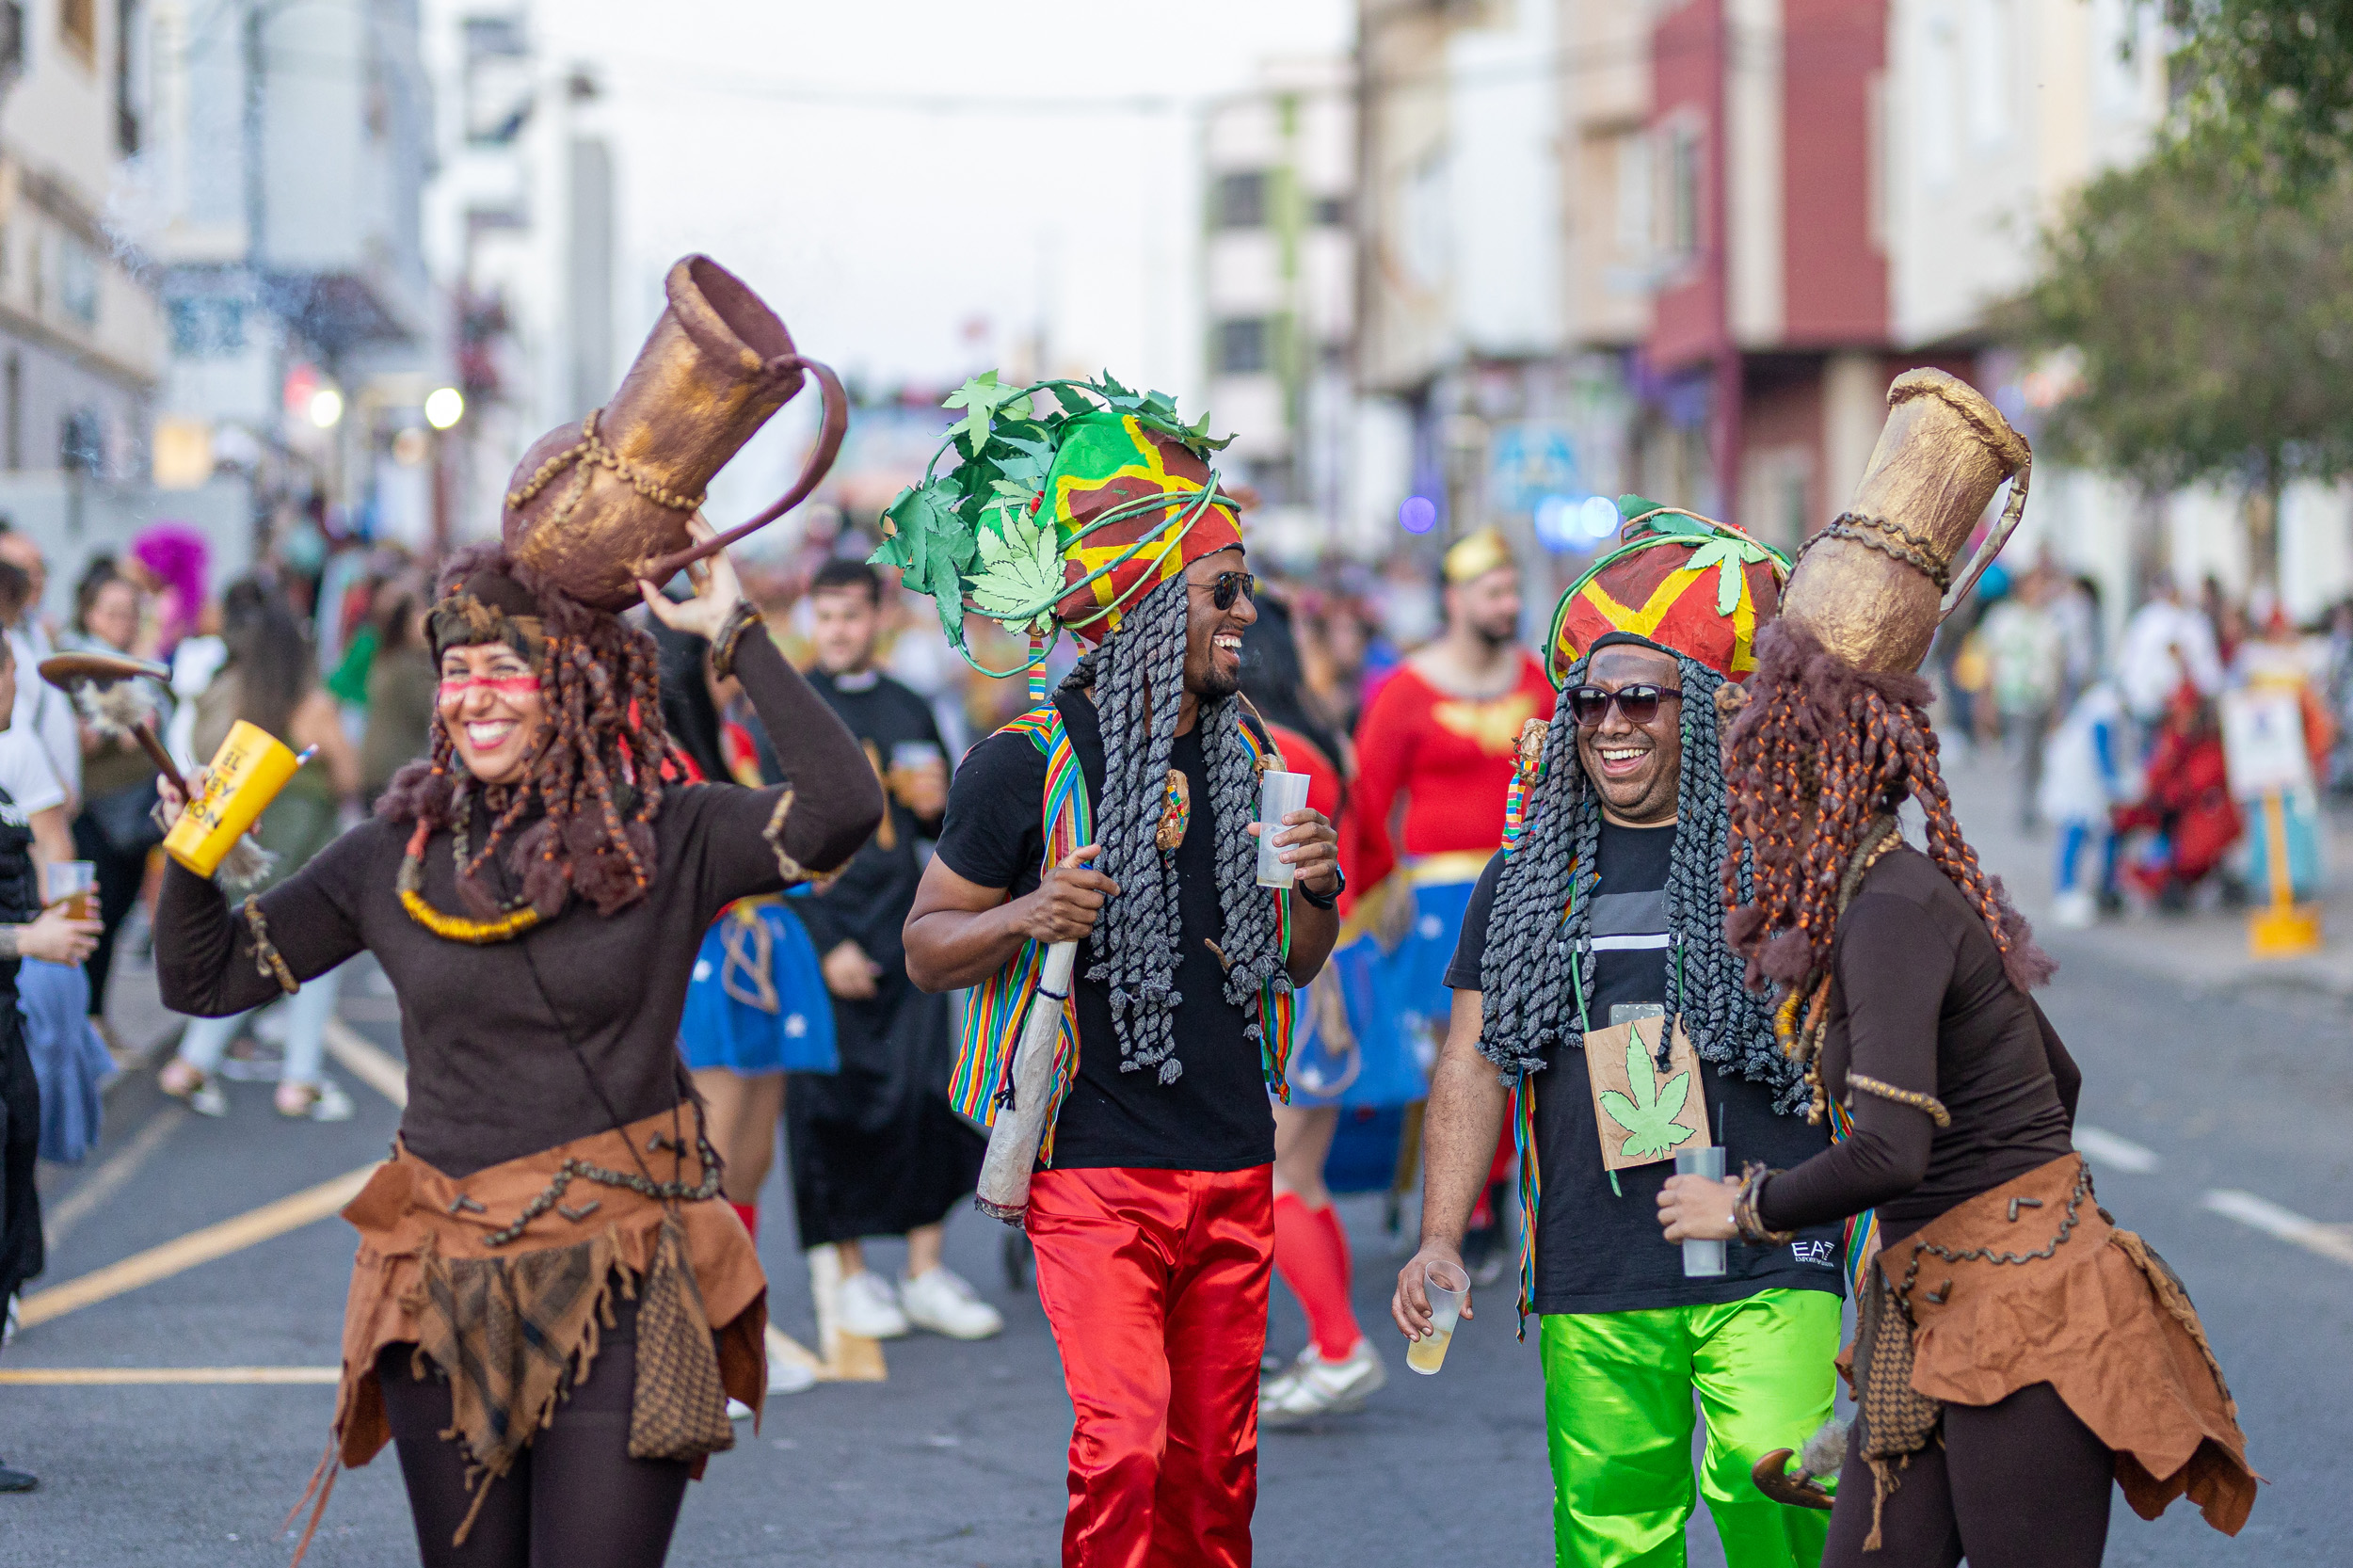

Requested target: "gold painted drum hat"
[
  {"left": 501, "top": 254, "right": 849, "bottom": 613},
  {"left": 1778, "top": 368, "right": 2031, "bottom": 674}
]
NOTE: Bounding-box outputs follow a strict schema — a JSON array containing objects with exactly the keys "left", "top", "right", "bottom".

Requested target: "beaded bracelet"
[
  {"left": 708, "top": 599, "right": 763, "bottom": 680},
  {"left": 1733, "top": 1160, "right": 1797, "bottom": 1246}
]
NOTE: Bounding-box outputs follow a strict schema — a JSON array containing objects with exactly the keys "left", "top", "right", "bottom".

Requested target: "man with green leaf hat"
[
  {"left": 891, "top": 374, "right": 1344, "bottom": 1567},
  {"left": 1391, "top": 499, "right": 1848, "bottom": 1568}
]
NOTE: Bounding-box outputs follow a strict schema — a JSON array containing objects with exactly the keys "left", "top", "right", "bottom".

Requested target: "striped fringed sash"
[{"left": 950, "top": 703, "right": 1295, "bottom": 1162}]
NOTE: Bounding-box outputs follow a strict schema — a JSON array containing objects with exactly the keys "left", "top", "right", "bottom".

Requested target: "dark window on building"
[
  {"left": 1666, "top": 123, "right": 1703, "bottom": 261},
  {"left": 1214, "top": 317, "right": 1270, "bottom": 376},
  {"left": 463, "top": 15, "right": 533, "bottom": 146},
  {"left": 1213, "top": 170, "right": 1267, "bottom": 230},
  {"left": 1312, "top": 194, "right": 1348, "bottom": 228},
  {"left": 60, "top": 408, "right": 103, "bottom": 475},
  {"left": 168, "top": 296, "right": 247, "bottom": 357},
  {"left": 115, "top": 0, "right": 140, "bottom": 152}
]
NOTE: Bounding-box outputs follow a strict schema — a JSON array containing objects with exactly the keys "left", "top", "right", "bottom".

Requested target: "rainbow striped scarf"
[{"left": 948, "top": 703, "right": 1295, "bottom": 1164}]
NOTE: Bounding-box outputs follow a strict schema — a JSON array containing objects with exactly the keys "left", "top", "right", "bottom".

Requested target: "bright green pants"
[{"left": 1540, "top": 1289, "right": 1838, "bottom": 1568}]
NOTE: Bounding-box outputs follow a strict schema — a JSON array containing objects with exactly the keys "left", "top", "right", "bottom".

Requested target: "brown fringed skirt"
[
  {"left": 330, "top": 1110, "right": 767, "bottom": 1481},
  {"left": 1849, "top": 1153, "right": 2255, "bottom": 1541}
]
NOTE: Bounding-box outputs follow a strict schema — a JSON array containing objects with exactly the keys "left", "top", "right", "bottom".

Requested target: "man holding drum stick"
[{"left": 892, "top": 376, "right": 1339, "bottom": 1568}]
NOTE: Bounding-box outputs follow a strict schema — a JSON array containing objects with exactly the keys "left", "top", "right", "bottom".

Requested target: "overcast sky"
[{"left": 541, "top": 0, "right": 1352, "bottom": 405}]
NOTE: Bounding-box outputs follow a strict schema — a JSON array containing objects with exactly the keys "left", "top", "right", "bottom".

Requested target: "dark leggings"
[
  {"left": 376, "top": 1298, "right": 693, "bottom": 1568},
  {"left": 1825, "top": 1382, "right": 2114, "bottom": 1568}
]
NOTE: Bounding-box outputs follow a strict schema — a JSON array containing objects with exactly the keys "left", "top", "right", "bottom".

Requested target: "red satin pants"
[{"left": 1027, "top": 1163, "right": 1274, "bottom": 1568}]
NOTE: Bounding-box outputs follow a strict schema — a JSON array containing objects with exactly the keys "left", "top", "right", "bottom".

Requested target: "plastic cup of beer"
[
  {"left": 44, "top": 860, "right": 96, "bottom": 921},
  {"left": 1255, "top": 770, "right": 1312, "bottom": 888},
  {"left": 1675, "top": 1144, "right": 1728, "bottom": 1277},
  {"left": 1407, "top": 1258, "right": 1470, "bottom": 1375}
]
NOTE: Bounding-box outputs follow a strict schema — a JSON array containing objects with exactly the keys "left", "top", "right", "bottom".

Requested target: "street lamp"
[
  {"left": 307, "top": 386, "right": 344, "bottom": 429},
  {"left": 424, "top": 386, "right": 464, "bottom": 429}
]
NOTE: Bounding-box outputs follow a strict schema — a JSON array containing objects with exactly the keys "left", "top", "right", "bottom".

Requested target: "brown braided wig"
[
  {"left": 376, "top": 541, "right": 667, "bottom": 919},
  {"left": 1721, "top": 619, "right": 2053, "bottom": 998}
]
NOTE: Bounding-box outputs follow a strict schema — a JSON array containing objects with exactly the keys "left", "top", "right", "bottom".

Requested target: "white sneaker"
[
  {"left": 727, "top": 1398, "right": 755, "bottom": 1421},
  {"left": 769, "top": 1357, "right": 817, "bottom": 1396},
  {"left": 835, "top": 1270, "right": 910, "bottom": 1339},
  {"left": 899, "top": 1266, "right": 1003, "bottom": 1340},
  {"left": 1259, "top": 1338, "right": 1386, "bottom": 1427},
  {"left": 2051, "top": 888, "right": 2097, "bottom": 929}
]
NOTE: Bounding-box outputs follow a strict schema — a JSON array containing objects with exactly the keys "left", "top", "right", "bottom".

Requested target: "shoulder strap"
[{"left": 948, "top": 705, "right": 1088, "bottom": 1152}]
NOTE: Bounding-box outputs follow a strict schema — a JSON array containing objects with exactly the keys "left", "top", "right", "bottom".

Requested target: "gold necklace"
[{"left": 396, "top": 818, "right": 545, "bottom": 944}]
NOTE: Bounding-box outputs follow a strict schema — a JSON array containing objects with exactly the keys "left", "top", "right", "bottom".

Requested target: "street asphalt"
[{"left": 4, "top": 823, "right": 2350, "bottom": 1563}]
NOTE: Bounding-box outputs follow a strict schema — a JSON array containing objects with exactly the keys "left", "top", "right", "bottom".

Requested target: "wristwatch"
[{"left": 1297, "top": 863, "right": 1345, "bottom": 910}]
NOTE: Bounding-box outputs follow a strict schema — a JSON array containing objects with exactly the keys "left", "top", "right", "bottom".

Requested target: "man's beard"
[
  {"left": 1473, "top": 618, "right": 1518, "bottom": 652},
  {"left": 1195, "top": 664, "right": 1241, "bottom": 701}
]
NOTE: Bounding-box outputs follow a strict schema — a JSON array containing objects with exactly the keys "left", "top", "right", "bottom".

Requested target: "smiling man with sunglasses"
[{"left": 1393, "top": 499, "right": 1846, "bottom": 1568}]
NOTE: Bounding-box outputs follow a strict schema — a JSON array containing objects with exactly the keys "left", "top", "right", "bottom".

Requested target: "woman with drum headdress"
[
  {"left": 1656, "top": 371, "right": 2256, "bottom": 1566},
  {"left": 153, "top": 257, "right": 874, "bottom": 1567}
]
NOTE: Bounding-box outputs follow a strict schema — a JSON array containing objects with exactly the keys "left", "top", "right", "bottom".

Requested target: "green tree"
[
  {"left": 2005, "top": 145, "right": 2353, "bottom": 586},
  {"left": 2161, "top": 1, "right": 2353, "bottom": 193}
]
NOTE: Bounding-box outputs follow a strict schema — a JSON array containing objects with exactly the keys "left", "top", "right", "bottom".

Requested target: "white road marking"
[
  {"left": 2201, "top": 1190, "right": 2353, "bottom": 1270},
  {"left": 0, "top": 1367, "right": 338, "bottom": 1385},
  {"left": 45, "top": 1107, "right": 184, "bottom": 1249},
  {"left": 323, "top": 1016, "right": 408, "bottom": 1107},
  {"left": 2073, "top": 1126, "right": 2159, "bottom": 1174},
  {"left": 17, "top": 1164, "right": 378, "bottom": 1328}
]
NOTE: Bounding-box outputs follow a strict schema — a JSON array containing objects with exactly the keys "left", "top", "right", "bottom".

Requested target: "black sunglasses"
[
  {"left": 1188, "top": 569, "right": 1257, "bottom": 611},
  {"left": 1564, "top": 683, "right": 1684, "bottom": 727}
]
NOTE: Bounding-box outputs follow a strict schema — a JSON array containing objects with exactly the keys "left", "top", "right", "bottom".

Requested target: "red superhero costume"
[{"left": 1352, "top": 653, "right": 1556, "bottom": 894}]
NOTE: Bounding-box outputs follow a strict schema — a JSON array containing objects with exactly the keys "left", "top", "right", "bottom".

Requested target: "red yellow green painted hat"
[
  {"left": 1546, "top": 497, "right": 1790, "bottom": 687},
  {"left": 872, "top": 373, "right": 1243, "bottom": 669}
]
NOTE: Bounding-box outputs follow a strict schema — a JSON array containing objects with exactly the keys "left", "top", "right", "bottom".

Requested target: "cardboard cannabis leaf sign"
[
  {"left": 872, "top": 374, "right": 1243, "bottom": 674},
  {"left": 1582, "top": 1016, "right": 1711, "bottom": 1172}
]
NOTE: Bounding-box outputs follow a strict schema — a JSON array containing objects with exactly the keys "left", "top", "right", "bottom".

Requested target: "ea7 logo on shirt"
[
  {"left": 0, "top": 801, "right": 24, "bottom": 828},
  {"left": 1789, "top": 1240, "right": 1837, "bottom": 1269}
]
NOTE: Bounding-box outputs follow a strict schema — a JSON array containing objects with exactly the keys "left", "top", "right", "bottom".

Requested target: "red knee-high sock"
[
  {"left": 731, "top": 1202, "right": 759, "bottom": 1241},
  {"left": 1273, "top": 1192, "right": 1362, "bottom": 1362},
  {"left": 1314, "top": 1201, "right": 1353, "bottom": 1297}
]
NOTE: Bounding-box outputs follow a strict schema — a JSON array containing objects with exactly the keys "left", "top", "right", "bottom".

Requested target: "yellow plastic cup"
[{"left": 164, "top": 720, "right": 301, "bottom": 878}]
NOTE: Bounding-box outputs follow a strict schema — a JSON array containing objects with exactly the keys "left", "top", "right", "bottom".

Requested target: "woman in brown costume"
[
  {"left": 153, "top": 257, "right": 873, "bottom": 1567},
  {"left": 1657, "top": 371, "right": 2255, "bottom": 1568}
]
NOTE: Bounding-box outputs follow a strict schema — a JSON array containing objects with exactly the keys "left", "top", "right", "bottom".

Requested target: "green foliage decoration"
[{"left": 872, "top": 372, "right": 1233, "bottom": 663}]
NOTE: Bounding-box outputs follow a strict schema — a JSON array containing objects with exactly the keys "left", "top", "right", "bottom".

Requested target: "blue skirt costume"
[{"left": 677, "top": 895, "right": 838, "bottom": 1077}]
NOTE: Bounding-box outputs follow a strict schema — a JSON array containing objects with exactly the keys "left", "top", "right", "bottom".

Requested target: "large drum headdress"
[
  {"left": 1777, "top": 368, "right": 2030, "bottom": 673},
  {"left": 502, "top": 255, "right": 848, "bottom": 612}
]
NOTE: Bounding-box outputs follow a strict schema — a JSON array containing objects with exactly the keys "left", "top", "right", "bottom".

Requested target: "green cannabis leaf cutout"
[
  {"left": 966, "top": 508, "right": 1064, "bottom": 632},
  {"left": 1597, "top": 1028, "right": 1694, "bottom": 1160}
]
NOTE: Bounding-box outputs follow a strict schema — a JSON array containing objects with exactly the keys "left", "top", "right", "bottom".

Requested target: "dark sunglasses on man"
[
  {"left": 1188, "top": 570, "right": 1257, "bottom": 612},
  {"left": 1564, "top": 683, "right": 1684, "bottom": 727}
]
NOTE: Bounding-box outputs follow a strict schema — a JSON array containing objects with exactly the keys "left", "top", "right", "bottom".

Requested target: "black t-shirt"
[
  {"left": 1447, "top": 822, "right": 1843, "bottom": 1314},
  {"left": 933, "top": 692, "right": 1274, "bottom": 1173}
]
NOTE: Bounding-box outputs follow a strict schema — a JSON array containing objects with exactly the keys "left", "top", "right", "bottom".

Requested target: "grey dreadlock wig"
[
  {"left": 1475, "top": 650, "right": 1805, "bottom": 1113},
  {"left": 1061, "top": 573, "right": 1290, "bottom": 1083}
]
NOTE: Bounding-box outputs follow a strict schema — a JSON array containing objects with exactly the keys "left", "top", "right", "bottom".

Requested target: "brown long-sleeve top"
[
  {"left": 1757, "top": 844, "right": 2081, "bottom": 1244},
  {"left": 156, "top": 625, "right": 883, "bottom": 1178}
]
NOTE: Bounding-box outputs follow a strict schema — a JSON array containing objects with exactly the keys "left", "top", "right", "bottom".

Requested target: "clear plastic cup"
[
  {"left": 44, "top": 860, "right": 96, "bottom": 921},
  {"left": 1407, "top": 1257, "right": 1470, "bottom": 1375},
  {"left": 1255, "top": 770, "right": 1312, "bottom": 888},
  {"left": 1676, "top": 1144, "right": 1727, "bottom": 1277}
]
